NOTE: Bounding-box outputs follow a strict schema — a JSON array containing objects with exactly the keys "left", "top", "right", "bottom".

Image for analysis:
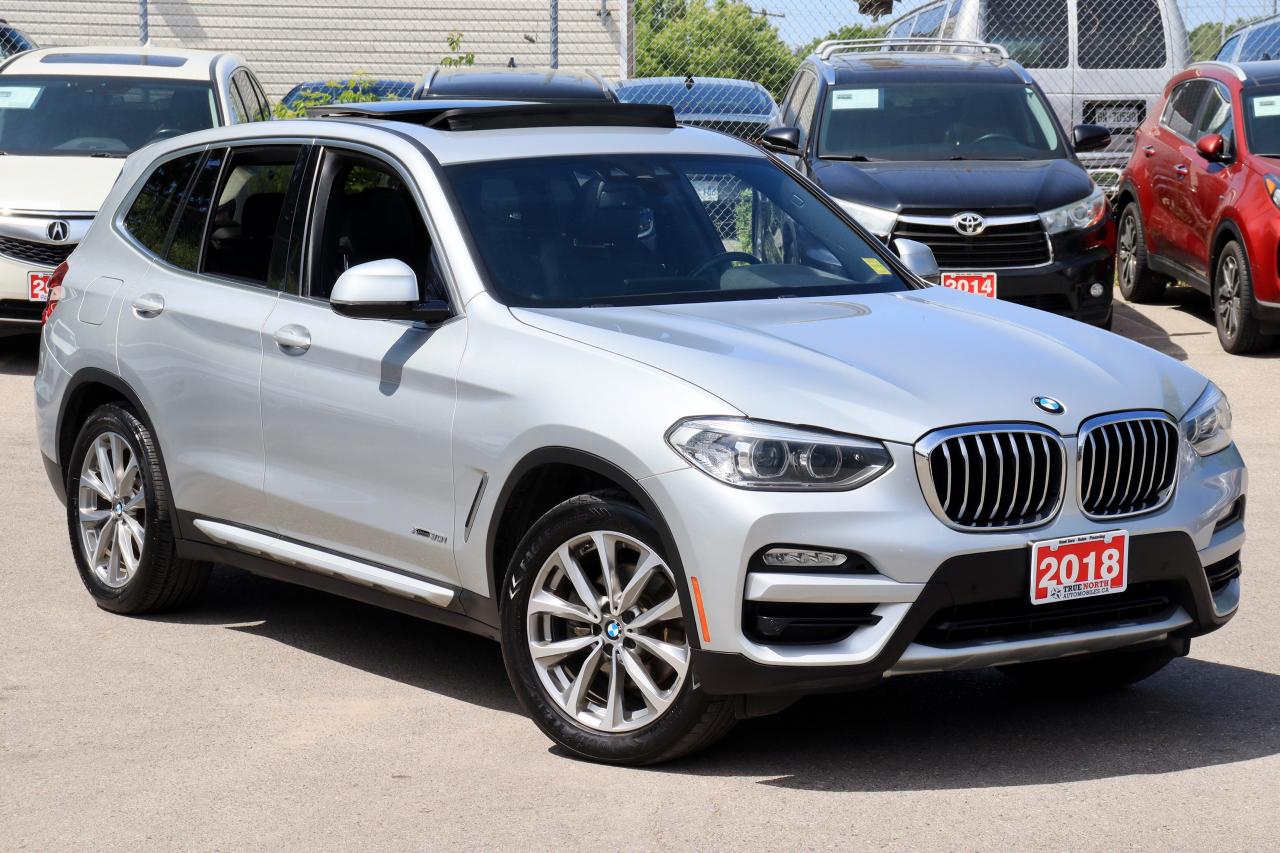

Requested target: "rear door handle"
[
  {"left": 1143, "top": 145, "right": 1156, "bottom": 157},
  {"left": 273, "top": 324, "right": 311, "bottom": 354},
  {"left": 131, "top": 293, "right": 165, "bottom": 318},
  {"left": 1175, "top": 163, "right": 1190, "bottom": 177}
]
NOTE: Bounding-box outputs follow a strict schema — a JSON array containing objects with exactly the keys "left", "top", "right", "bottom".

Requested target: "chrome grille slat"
[
  {"left": 918, "top": 425, "right": 1065, "bottom": 531},
  {"left": 1079, "top": 413, "right": 1179, "bottom": 519}
]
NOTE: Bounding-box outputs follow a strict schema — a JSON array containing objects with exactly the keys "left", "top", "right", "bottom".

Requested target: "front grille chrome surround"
[
  {"left": 1076, "top": 411, "right": 1180, "bottom": 520},
  {"left": 915, "top": 424, "right": 1067, "bottom": 532}
]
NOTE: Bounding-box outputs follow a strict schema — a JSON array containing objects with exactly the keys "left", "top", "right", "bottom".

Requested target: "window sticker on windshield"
[
  {"left": 0, "top": 86, "right": 40, "bottom": 109},
  {"left": 863, "top": 257, "right": 890, "bottom": 276},
  {"left": 1253, "top": 96, "right": 1280, "bottom": 118},
  {"left": 831, "top": 89, "right": 881, "bottom": 111}
]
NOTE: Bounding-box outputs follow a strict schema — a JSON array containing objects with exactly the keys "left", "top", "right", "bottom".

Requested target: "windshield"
[
  {"left": 0, "top": 76, "right": 216, "bottom": 156},
  {"left": 616, "top": 82, "right": 774, "bottom": 116},
  {"left": 818, "top": 83, "right": 1066, "bottom": 162},
  {"left": 446, "top": 154, "right": 911, "bottom": 308},
  {"left": 1245, "top": 88, "right": 1280, "bottom": 157}
]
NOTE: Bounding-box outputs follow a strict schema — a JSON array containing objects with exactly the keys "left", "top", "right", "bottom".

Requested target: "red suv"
[{"left": 1118, "top": 61, "right": 1280, "bottom": 353}]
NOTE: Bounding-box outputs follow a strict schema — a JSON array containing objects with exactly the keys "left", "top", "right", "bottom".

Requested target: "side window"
[
  {"left": 122, "top": 152, "right": 201, "bottom": 256},
  {"left": 912, "top": 4, "right": 947, "bottom": 39},
  {"left": 167, "top": 149, "right": 224, "bottom": 271},
  {"left": 201, "top": 146, "right": 302, "bottom": 286},
  {"left": 225, "top": 76, "right": 248, "bottom": 124},
  {"left": 1161, "top": 81, "right": 1209, "bottom": 140},
  {"left": 1216, "top": 34, "right": 1242, "bottom": 62},
  {"left": 1241, "top": 23, "right": 1280, "bottom": 62},
  {"left": 983, "top": 0, "right": 1068, "bottom": 69},
  {"left": 795, "top": 76, "right": 819, "bottom": 151},
  {"left": 889, "top": 15, "right": 916, "bottom": 41},
  {"left": 1078, "top": 0, "right": 1167, "bottom": 70},
  {"left": 249, "top": 75, "right": 272, "bottom": 121},
  {"left": 941, "top": 1, "right": 963, "bottom": 38},
  {"left": 233, "top": 70, "right": 269, "bottom": 122},
  {"left": 1194, "top": 84, "right": 1235, "bottom": 152},
  {"left": 307, "top": 150, "right": 444, "bottom": 303}
]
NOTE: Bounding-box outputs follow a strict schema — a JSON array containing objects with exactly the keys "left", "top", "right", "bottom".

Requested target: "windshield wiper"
[
  {"left": 88, "top": 152, "right": 126, "bottom": 158},
  {"left": 820, "top": 154, "right": 876, "bottom": 162}
]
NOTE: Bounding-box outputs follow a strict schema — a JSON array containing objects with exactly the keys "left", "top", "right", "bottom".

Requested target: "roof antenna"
[
  {"left": 684, "top": 74, "right": 694, "bottom": 90},
  {"left": 508, "top": 57, "right": 517, "bottom": 68}
]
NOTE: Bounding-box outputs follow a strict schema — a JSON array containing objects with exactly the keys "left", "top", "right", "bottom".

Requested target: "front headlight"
[
  {"left": 1039, "top": 187, "right": 1107, "bottom": 235},
  {"left": 1264, "top": 175, "right": 1280, "bottom": 209},
  {"left": 666, "top": 417, "right": 893, "bottom": 490},
  {"left": 1181, "top": 383, "right": 1233, "bottom": 456},
  {"left": 836, "top": 199, "right": 898, "bottom": 239}
]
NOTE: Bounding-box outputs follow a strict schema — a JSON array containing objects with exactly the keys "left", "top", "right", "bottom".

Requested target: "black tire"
[
  {"left": 1214, "top": 240, "right": 1275, "bottom": 355},
  {"left": 66, "top": 403, "right": 210, "bottom": 614},
  {"left": 1116, "top": 204, "right": 1168, "bottom": 303},
  {"left": 500, "top": 491, "right": 737, "bottom": 765},
  {"left": 998, "top": 643, "right": 1178, "bottom": 692}
]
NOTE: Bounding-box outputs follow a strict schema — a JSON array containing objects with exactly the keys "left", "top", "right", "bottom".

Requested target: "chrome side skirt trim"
[{"left": 192, "top": 519, "right": 456, "bottom": 608}]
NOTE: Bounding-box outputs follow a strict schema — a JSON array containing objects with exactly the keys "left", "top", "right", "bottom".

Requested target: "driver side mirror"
[
  {"left": 1073, "top": 123, "right": 1113, "bottom": 154},
  {"left": 892, "top": 238, "right": 940, "bottom": 285},
  {"left": 760, "top": 126, "right": 802, "bottom": 156},
  {"left": 1196, "top": 133, "right": 1228, "bottom": 162},
  {"left": 331, "top": 259, "right": 452, "bottom": 324}
]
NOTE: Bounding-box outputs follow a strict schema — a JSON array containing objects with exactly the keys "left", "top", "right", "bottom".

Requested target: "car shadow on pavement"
[
  {"left": 146, "top": 565, "right": 523, "bottom": 715},
  {"left": 0, "top": 332, "right": 39, "bottom": 376},
  {"left": 1111, "top": 300, "right": 1195, "bottom": 361},
  {"left": 663, "top": 657, "right": 1280, "bottom": 790}
]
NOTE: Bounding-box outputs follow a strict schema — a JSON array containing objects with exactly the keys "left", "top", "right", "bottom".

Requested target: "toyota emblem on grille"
[
  {"left": 952, "top": 212, "right": 986, "bottom": 236},
  {"left": 47, "top": 220, "right": 70, "bottom": 243}
]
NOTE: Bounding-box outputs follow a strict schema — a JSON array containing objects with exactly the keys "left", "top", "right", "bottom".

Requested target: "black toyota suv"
[{"left": 765, "top": 40, "right": 1116, "bottom": 326}]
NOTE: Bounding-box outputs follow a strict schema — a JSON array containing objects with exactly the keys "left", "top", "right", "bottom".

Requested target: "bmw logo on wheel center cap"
[
  {"left": 605, "top": 621, "right": 623, "bottom": 640},
  {"left": 1033, "top": 396, "right": 1066, "bottom": 415}
]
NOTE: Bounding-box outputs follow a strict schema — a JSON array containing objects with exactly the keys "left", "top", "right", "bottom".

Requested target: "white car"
[
  {"left": 0, "top": 46, "right": 270, "bottom": 332},
  {"left": 34, "top": 102, "right": 1245, "bottom": 765}
]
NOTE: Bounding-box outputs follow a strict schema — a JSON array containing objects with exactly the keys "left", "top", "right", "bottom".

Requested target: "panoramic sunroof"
[{"left": 41, "top": 53, "right": 188, "bottom": 67}]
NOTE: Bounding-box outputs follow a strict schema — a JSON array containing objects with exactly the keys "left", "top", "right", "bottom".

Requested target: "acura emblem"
[
  {"left": 47, "top": 220, "right": 70, "bottom": 243},
  {"left": 1033, "top": 396, "right": 1066, "bottom": 415},
  {"left": 953, "top": 212, "right": 986, "bottom": 236}
]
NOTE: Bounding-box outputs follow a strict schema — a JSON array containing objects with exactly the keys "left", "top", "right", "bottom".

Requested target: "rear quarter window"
[{"left": 122, "top": 152, "right": 201, "bottom": 256}]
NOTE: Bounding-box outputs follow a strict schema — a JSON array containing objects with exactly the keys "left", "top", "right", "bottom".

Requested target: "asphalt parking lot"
[{"left": 1, "top": 291, "right": 1277, "bottom": 851}]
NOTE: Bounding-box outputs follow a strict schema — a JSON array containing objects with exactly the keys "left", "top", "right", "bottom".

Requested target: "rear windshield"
[
  {"left": 445, "top": 154, "right": 910, "bottom": 308},
  {"left": 818, "top": 82, "right": 1065, "bottom": 161},
  {"left": 0, "top": 75, "right": 216, "bottom": 156},
  {"left": 616, "top": 82, "right": 774, "bottom": 116}
]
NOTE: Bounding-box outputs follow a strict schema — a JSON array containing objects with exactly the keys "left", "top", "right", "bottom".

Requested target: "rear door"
[
  {"left": 258, "top": 144, "right": 464, "bottom": 586},
  {"left": 1146, "top": 79, "right": 1209, "bottom": 266}
]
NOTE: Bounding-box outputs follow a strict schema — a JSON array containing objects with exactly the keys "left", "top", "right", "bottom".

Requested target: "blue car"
[{"left": 281, "top": 78, "right": 415, "bottom": 110}]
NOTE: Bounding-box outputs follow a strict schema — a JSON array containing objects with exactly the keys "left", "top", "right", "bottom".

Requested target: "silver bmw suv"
[{"left": 34, "top": 102, "right": 1245, "bottom": 765}]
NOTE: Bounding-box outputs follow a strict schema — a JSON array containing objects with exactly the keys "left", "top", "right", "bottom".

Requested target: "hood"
[
  {"left": 811, "top": 158, "right": 1094, "bottom": 213},
  {"left": 0, "top": 155, "right": 125, "bottom": 212},
  {"left": 512, "top": 290, "right": 1208, "bottom": 444}
]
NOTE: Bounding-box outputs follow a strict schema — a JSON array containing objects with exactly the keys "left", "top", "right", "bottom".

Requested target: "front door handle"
[
  {"left": 131, "top": 293, "right": 165, "bottom": 318},
  {"left": 273, "top": 324, "right": 311, "bottom": 354},
  {"left": 1175, "top": 163, "right": 1190, "bottom": 178},
  {"left": 1143, "top": 145, "right": 1156, "bottom": 157}
]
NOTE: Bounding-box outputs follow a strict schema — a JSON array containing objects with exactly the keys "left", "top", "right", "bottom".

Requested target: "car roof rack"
[
  {"left": 1189, "top": 60, "right": 1248, "bottom": 82},
  {"left": 815, "top": 38, "right": 1009, "bottom": 61},
  {"left": 307, "top": 99, "right": 677, "bottom": 131}
]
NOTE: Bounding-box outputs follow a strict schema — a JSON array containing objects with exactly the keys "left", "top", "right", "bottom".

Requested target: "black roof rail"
[{"left": 307, "top": 100, "right": 676, "bottom": 131}]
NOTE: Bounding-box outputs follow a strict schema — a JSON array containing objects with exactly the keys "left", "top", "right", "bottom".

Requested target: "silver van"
[{"left": 885, "top": 0, "right": 1191, "bottom": 186}]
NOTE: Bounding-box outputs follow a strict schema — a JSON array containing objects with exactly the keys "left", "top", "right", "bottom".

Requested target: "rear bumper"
[{"left": 693, "top": 528, "right": 1241, "bottom": 696}]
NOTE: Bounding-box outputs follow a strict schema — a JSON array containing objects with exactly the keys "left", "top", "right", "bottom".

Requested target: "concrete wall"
[{"left": 10, "top": 0, "right": 629, "bottom": 98}]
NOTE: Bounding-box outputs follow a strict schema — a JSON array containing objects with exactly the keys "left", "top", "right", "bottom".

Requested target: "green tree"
[
  {"left": 797, "top": 22, "right": 889, "bottom": 58},
  {"left": 440, "top": 30, "right": 476, "bottom": 68},
  {"left": 634, "top": 0, "right": 799, "bottom": 100},
  {"left": 272, "top": 73, "right": 402, "bottom": 119}
]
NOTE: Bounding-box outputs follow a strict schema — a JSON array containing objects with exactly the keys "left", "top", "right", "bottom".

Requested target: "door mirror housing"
[
  {"left": 1196, "top": 133, "right": 1227, "bottom": 161},
  {"left": 330, "top": 258, "right": 452, "bottom": 324},
  {"left": 1072, "top": 123, "right": 1113, "bottom": 154},
  {"left": 892, "top": 238, "right": 940, "bottom": 285},
  {"left": 760, "top": 126, "right": 802, "bottom": 156}
]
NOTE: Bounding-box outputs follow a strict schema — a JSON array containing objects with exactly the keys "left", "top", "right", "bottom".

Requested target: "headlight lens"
[
  {"left": 1181, "top": 383, "right": 1233, "bottom": 456},
  {"left": 1039, "top": 187, "right": 1108, "bottom": 235},
  {"left": 835, "top": 199, "right": 898, "bottom": 239},
  {"left": 666, "top": 417, "right": 893, "bottom": 490},
  {"left": 1265, "top": 175, "right": 1280, "bottom": 209}
]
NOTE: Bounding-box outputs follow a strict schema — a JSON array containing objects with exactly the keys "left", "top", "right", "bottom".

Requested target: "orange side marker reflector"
[{"left": 690, "top": 576, "right": 711, "bottom": 643}]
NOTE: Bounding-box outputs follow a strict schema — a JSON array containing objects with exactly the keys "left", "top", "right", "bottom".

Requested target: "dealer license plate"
[
  {"left": 940, "top": 271, "right": 997, "bottom": 298},
  {"left": 1030, "top": 530, "right": 1128, "bottom": 605},
  {"left": 29, "top": 271, "right": 52, "bottom": 302}
]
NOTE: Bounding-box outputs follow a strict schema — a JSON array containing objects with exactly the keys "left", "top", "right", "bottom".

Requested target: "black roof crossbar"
[{"left": 306, "top": 100, "right": 677, "bottom": 131}]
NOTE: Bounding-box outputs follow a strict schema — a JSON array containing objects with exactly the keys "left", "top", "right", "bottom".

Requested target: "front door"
[
  {"left": 1146, "top": 80, "right": 1209, "bottom": 267},
  {"left": 259, "top": 146, "right": 464, "bottom": 586},
  {"left": 1184, "top": 82, "right": 1238, "bottom": 281}
]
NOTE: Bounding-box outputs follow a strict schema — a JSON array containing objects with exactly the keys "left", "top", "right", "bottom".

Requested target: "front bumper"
[
  {"left": 647, "top": 438, "right": 1245, "bottom": 696},
  {"left": 977, "top": 228, "right": 1115, "bottom": 326}
]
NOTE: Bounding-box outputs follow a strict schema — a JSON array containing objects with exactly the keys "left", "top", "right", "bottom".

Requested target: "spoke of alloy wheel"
[
  {"left": 123, "top": 487, "right": 146, "bottom": 512},
  {"left": 564, "top": 641, "right": 604, "bottom": 714},
  {"left": 92, "top": 517, "right": 117, "bottom": 571},
  {"left": 79, "top": 508, "right": 111, "bottom": 525},
  {"left": 529, "top": 633, "right": 598, "bottom": 662},
  {"left": 604, "top": 649, "right": 627, "bottom": 730},
  {"left": 628, "top": 593, "right": 681, "bottom": 631},
  {"left": 630, "top": 632, "right": 690, "bottom": 678},
  {"left": 619, "top": 647, "right": 670, "bottom": 714},
  {"left": 81, "top": 470, "right": 113, "bottom": 503},
  {"left": 556, "top": 544, "right": 602, "bottom": 620},
  {"left": 105, "top": 522, "right": 123, "bottom": 584},
  {"left": 528, "top": 588, "right": 596, "bottom": 624},
  {"left": 592, "top": 532, "right": 620, "bottom": 607},
  {"left": 108, "top": 434, "right": 126, "bottom": 493},
  {"left": 617, "top": 551, "right": 663, "bottom": 613},
  {"left": 118, "top": 522, "right": 140, "bottom": 577},
  {"left": 120, "top": 456, "right": 139, "bottom": 495},
  {"left": 120, "top": 513, "right": 146, "bottom": 550},
  {"left": 95, "top": 439, "right": 117, "bottom": 497}
]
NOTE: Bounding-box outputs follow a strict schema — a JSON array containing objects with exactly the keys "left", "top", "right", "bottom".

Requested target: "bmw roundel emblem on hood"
[{"left": 1033, "top": 396, "right": 1065, "bottom": 415}]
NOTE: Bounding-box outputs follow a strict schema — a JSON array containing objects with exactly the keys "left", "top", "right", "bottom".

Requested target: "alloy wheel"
[
  {"left": 526, "top": 530, "right": 690, "bottom": 733},
  {"left": 77, "top": 431, "right": 146, "bottom": 589},
  {"left": 1218, "top": 254, "right": 1241, "bottom": 340},
  {"left": 1118, "top": 214, "right": 1138, "bottom": 292}
]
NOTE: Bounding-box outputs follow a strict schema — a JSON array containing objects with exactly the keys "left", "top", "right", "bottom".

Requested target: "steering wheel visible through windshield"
[
  {"left": 818, "top": 82, "right": 1066, "bottom": 162},
  {"left": 445, "top": 153, "right": 911, "bottom": 307}
]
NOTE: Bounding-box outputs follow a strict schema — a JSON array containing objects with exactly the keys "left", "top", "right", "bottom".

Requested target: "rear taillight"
[{"left": 40, "top": 261, "right": 68, "bottom": 326}]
